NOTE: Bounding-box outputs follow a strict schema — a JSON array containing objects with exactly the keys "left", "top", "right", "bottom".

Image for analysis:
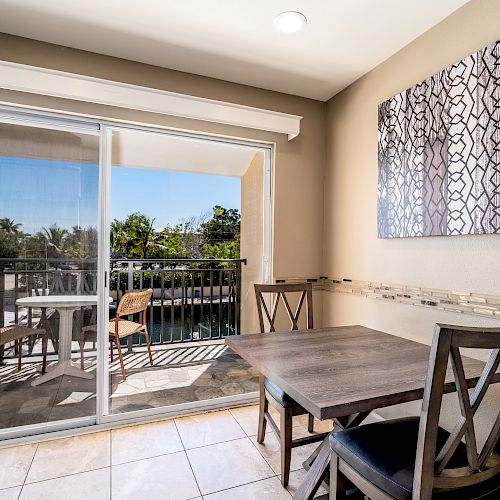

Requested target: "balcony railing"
[{"left": 0, "top": 257, "right": 245, "bottom": 360}]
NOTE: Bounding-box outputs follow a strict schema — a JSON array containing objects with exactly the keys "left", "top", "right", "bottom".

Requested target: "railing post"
[
  {"left": 235, "top": 260, "right": 242, "bottom": 336},
  {"left": 0, "top": 261, "right": 5, "bottom": 365},
  {"left": 127, "top": 261, "right": 134, "bottom": 352},
  {"left": 0, "top": 261, "right": 5, "bottom": 329}
]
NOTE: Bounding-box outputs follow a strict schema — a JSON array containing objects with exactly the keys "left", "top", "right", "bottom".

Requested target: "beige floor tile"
[
  {"left": 204, "top": 477, "right": 291, "bottom": 499},
  {"left": 229, "top": 405, "right": 270, "bottom": 436},
  {"left": 187, "top": 437, "right": 274, "bottom": 495},
  {"left": 284, "top": 468, "right": 328, "bottom": 498},
  {"left": 111, "top": 419, "right": 183, "bottom": 465},
  {"left": 250, "top": 431, "right": 318, "bottom": 475},
  {"left": 0, "top": 444, "right": 37, "bottom": 488},
  {"left": 20, "top": 468, "right": 110, "bottom": 500},
  {"left": 175, "top": 410, "right": 245, "bottom": 449},
  {"left": 112, "top": 452, "right": 200, "bottom": 500},
  {"left": 26, "top": 432, "right": 110, "bottom": 483},
  {"left": 0, "top": 487, "right": 22, "bottom": 500},
  {"left": 293, "top": 415, "right": 334, "bottom": 434}
]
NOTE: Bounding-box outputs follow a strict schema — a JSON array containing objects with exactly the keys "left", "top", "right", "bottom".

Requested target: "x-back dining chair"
[
  {"left": 330, "top": 324, "right": 500, "bottom": 500},
  {"left": 254, "top": 282, "right": 329, "bottom": 487},
  {"left": 80, "top": 288, "right": 153, "bottom": 381}
]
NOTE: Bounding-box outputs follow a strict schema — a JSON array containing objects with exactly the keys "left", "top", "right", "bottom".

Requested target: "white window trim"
[{"left": 0, "top": 60, "right": 302, "bottom": 140}]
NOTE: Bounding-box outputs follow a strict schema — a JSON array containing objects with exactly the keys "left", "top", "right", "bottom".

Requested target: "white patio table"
[{"left": 16, "top": 295, "right": 107, "bottom": 386}]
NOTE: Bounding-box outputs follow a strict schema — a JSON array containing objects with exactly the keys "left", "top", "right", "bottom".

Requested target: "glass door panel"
[
  {"left": 105, "top": 127, "right": 257, "bottom": 418},
  {"left": 0, "top": 119, "right": 100, "bottom": 436}
]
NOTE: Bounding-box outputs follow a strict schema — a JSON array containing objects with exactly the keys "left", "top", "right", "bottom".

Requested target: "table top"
[
  {"left": 226, "top": 325, "right": 498, "bottom": 420},
  {"left": 16, "top": 295, "right": 100, "bottom": 308}
]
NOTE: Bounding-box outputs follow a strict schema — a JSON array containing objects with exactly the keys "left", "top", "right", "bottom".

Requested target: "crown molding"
[{"left": 0, "top": 60, "right": 302, "bottom": 140}]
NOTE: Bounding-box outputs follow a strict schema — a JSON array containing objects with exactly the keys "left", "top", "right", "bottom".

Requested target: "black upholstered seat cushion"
[
  {"left": 330, "top": 416, "right": 500, "bottom": 500},
  {"left": 264, "top": 377, "right": 298, "bottom": 407}
]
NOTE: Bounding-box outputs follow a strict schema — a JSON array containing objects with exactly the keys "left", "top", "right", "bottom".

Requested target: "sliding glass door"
[
  {"left": 0, "top": 109, "right": 270, "bottom": 439},
  {"left": 0, "top": 112, "right": 101, "bottom": 437}
]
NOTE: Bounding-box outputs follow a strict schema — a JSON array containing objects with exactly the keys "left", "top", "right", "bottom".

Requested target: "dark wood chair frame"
[
  {"left": 254, "top": 282, "right": 330, "bottom": 486},
  {"left": 330, "top": 324, "right": 500, "bottom": 500}
]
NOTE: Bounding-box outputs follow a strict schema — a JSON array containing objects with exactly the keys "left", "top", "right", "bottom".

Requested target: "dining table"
[
  {"left": 225, "top": 325, "right": 497, "bottom": 500},
  {"left": 16, "top": 295, "right": 102, "bottom": 386}
]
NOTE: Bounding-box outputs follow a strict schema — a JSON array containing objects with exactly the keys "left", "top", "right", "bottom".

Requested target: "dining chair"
[
  {"left": 0, "top": 325, "right": 48, "bottom": 374},
  {"left": 254, "top": 282, "right": 329, "bottom": 487},
  {"left": 80, "top": 289, "right": 153, "bottom": 381},
  {"left": 330, "top": 324, "right": 500, "bottom": 500}
]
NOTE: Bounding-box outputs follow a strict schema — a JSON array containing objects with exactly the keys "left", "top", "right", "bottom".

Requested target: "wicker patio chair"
[
  {"left": 0, "top": 325, "right": 48, "bottom": 374},
  {"left": 80, "top": 289, "right": 153, "bottom": 381}
]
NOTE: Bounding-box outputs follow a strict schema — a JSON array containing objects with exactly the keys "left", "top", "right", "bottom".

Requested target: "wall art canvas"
[{"left": 378, "top": 41, "right": 500, "bottom": 238}]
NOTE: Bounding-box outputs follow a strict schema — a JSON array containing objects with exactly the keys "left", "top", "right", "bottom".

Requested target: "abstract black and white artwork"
[{"left": 378, "top": 41, "right": 500, "bottom": 238}]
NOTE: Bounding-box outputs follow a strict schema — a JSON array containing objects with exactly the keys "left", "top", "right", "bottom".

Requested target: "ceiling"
[
  {"left": 0, "top": 0, "right": 470, "bottom": 101},
  {"left": 112, "top": 129, "right": 261, "bottom": 178}
]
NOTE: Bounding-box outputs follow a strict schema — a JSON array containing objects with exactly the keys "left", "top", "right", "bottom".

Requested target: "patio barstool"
[
  {"left": 254, "top": 282, "right": 330, "bottom": 487},
  {"left": 0, "top": 325, "right": 48, "bottom": 374},
  {"left": 80, "top": 289, "right": 154, "bottom": 381}
]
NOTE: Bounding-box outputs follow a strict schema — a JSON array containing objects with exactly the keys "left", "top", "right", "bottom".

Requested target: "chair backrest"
[
  {"left": 413, "top": 324, "right": 500, "bottom": 499},
  {"left": 117, "top": 289, "right": 153, "bottom": 317},
  {"left": 254, "top": 282, "right": 313, "bottom": 333}
]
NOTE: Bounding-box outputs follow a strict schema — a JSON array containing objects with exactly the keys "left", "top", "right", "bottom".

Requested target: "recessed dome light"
[{"left": 273, "top": 11, "right": 307, "bottom": 34}]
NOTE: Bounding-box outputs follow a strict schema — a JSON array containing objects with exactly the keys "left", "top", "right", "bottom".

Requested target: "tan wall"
[
  {"left": 323, "top": 0, "right": 500, "bottom": 442},
  {"left": 0, "top": 34, "right": 326, "bottom": 330},
  {"left": 240, "top": 152, "right": 264, "bottom": 334}
]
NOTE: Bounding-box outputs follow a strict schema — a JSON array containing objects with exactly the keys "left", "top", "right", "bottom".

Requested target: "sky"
[{"left": 0, "top": 157, "right": 241, "bottom": 234}]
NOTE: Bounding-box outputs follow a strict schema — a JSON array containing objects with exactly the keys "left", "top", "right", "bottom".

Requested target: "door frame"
[
  {"left": 97, "top": 122, "right": 272, "bottom": 425},
  {"left": 0, "top": 105, "right": 273, "bottom": 441}
]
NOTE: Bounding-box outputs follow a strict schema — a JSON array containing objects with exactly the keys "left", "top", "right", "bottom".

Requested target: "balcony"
[{"left": 0, "top": 257, "right": 258, "bottom": 429}]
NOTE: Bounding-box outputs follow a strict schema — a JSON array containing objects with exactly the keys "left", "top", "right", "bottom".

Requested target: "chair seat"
[
  {"left": 264, "top": 377, "right": 299, "bottom": 407},
  {"left": 0, "top": 325, "right": 46, "bottom": 345},
  {"left": 82, "top": 319, "right": 146, "bottom": 339},
  {"left": 330, "top": 416, "right": 500, "bottom": 500}
]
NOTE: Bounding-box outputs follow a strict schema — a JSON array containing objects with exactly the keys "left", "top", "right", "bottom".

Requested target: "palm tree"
[
  {"left": 0, "top": 217, "right": 22, "bottom": 234},
  {"left": 39, "top": 225, "right": 69, "bottom": 258}
]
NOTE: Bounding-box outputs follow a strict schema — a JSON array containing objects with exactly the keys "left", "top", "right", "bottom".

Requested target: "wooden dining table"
[{"left": 226, "top": 325, "right": 497, "bottom": 500}]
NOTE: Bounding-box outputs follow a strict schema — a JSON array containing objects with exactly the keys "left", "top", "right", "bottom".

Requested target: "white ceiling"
[
  {"left": 112, "top": 129, "right": 260, "bottom": 177},
  {"left": 0, "top": 0, "right": 470, "bottom": 101}
]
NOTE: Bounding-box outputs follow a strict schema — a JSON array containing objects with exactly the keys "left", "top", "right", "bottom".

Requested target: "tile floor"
[{"left": 0, "top": 404, "right": 333, "bottom": 499}]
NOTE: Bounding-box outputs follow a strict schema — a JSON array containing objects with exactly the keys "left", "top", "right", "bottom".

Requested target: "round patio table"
[{"left": 16, "top": 295, "right": 104, "bottom": 386}]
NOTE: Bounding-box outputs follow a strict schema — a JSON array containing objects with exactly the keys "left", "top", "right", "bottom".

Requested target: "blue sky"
[
  {"left": 111, "top": 167, "right": 240, "bottom": 228},
  {"left": 0, "top": 157, "right": 240, "bottom": 234}
]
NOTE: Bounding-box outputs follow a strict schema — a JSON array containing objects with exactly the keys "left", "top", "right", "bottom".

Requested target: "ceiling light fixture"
[{"left": 273, "top": 11, "right": 307, "bottom": 34}]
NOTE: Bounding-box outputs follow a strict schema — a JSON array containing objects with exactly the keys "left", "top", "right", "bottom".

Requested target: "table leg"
[
  {"left": 293, "top": 412, "right": 373, "bottom": 500},
  {"left": 294, "top": 436, "right": 331, "bottom": 500},
  {"left": 31, "top": 307, "right": 94, "bottom": 386}
]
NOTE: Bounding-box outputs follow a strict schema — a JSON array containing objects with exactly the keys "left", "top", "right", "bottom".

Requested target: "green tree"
[
  {"left": 201, "top": 206, "right": 240, "bottom": 246},
  {"left": 0, "top": 231, "right": 20, "bottom": 258},
  {"left": 0, "top": 217, "right": 22, "bottom": 234},
  {"left": 38, "top": 225, "right": 70, "bottom": 258},
  {"left": 111, "top": 213, "right": 162, "bottom": 259},
  {"left": 200, "top": 206, "right": 240, "bottom": 259},
  {"left": 67, "top": 226, "right": 98, "bottom": 259}
]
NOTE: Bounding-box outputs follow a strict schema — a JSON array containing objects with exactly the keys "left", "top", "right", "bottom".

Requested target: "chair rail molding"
[{"left": 0, "top": 60, "right": 302, "bottom": 140}]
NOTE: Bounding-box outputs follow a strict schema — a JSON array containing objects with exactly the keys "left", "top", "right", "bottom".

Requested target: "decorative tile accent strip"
[{"left": 274, "top": 277, "right": 500, "bottom": 319}]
